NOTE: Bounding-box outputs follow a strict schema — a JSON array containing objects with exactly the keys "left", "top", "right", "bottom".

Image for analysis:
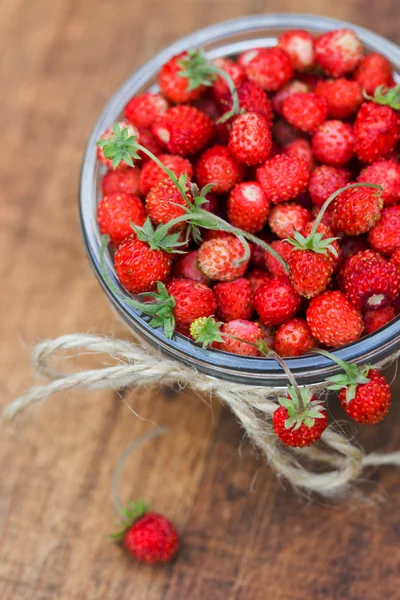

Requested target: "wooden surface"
[{"left": 1, "top": 1, "right": 400, "bottom": 599}]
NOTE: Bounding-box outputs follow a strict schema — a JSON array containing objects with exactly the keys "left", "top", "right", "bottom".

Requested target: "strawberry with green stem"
[{"left": 364, "top": 84, "right": 400, "bottom": 110}]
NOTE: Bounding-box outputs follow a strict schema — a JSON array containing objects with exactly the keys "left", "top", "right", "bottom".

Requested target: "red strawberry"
[
  {"left": 358, "top": 160, "right": 400, "bottom": 206},
  {"left": 158, "top": 51, "right": 205, "bottom": 103},
  {"left": 218, "top": 319, "right": 264, "bottom": 356},
  {"left": 274, "top": 317, "right": 317, "bottom": 357},
  {"left": 354, "top": 102, "right": 400, "bottom": 163},
  {"left": 354, "top": 53, "right": 395, "bottom": 96},
  {"left": 314, "top": 78, "right": 363, "bottom": 119},
  {"left": 364, "top": 306, "right": 396, "bottom": 334},
  {"left": 288, "top": 249, "right": 335, "bottom": 299},
  {"left": 390, "top": 246, "right": 400, "bottom": 275},
  {"left": 254, "top": 277, "right": 301, "bottom": 326},
  {"left": 256, "top": 154, "right": 310, "bottom": 203},
  {"left": 97, "top": 192, "right": 147, "bottom": 246},
  {"left": 228, "top": 112, "right": 272, "bottom": 166},
  {"left": 337, "top": 249, "right": 377, "bottom": 290},
  {"left": 102, "top": 168, "right": 141, "bottom": 196},
  {"left": 243, "top": 47, "right": 293, "bottom": 91},
  {"left": 277, "top": 30, "right": 315, "bottom": 71},
  {"left": 312, "top": 120, "right": 355, "bottom": 167},
  {"left": 246, "top": 269, "right": 271, "bottom": 293},
  {"left": 333, "top": 185, "right": 383, "bottom": 235},
  {"left": 368, "top": 204, "right": 400, "bottom": 255},
  {"left": 121, "top": 507, "right": 179, "bottom": 564},
  {"left": 153, "top": 106, "right": 213, "bottom": 156},
  {"left": 314, "top": 29, "right": 363, "bottom": 77},
  {"left": 283, "top": 139, "right": 315, "bottom": 172},
  {"left": 197, "top": 237, "right": 249, "bottom": 282},
  {"left": 214, "top": 278, "right": 254, "bottom": 321},
  {"left": 236, "top": 80, "right": 273, "bottom": 124},
  {"left": 306, "top": 290, "right": 363, "bottom": 347},
  {"left": 125, "top": 93, "right": 168, "bottom": 128},
  {"left": 145, "top": 178, "right": 193, "bottom": 229},
  {"left": 139, "top": 154, "right": 193, "bottom": 196},
  {"left": 166, "top": 278, "right": 216, "bottom": 335},
  {"left": 196, "top": 145, "right": 244, "bottom": 194},
  {"left": 268, "top": 202, "right": 311, "bottom": 239},
  {"left": 302, "top": 221, "right": 341, "bottom": 266},
  {"left": 272, "top": 80, "right": 310, "bottom": 115},
  {"left": 282, "top": 92, "right": 328, "bottom": 134},
  {"left": 337, "top": 368, "right": 391, "bottom": 425},
  {"left": 114, "top": 235, "right": 172, "bottom": 294},
  {"left": 137, "top": 128, "right": 163, "bottom": 162},
  {"left": 309, "top": 166, "right": 350, "bottom": 209},
  {"left": 227, "top": 181, "right": 270, "bottom": 233},
  {"left": 265, "top": 240, "right": 294, "bottom": 278},
  {"left": 273, "top": 389, "right": 327, "bottom": 448},
  {"left": 98, "top": 122, "right": 139, "bottom": 170},
  {"left": 211, "top": 57, "right": 246, "bottom": 102},
  {"left": 172, "top": 250, "right": 211, "bottom": 285}
]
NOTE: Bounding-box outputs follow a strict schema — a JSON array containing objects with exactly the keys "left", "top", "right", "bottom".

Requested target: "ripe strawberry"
[
  {"left": 337, "top": 248, "right": 377, "bottom": 290},
  {"left": 158, "top": 51, "right": 205, "bottom": 103},
  {"left": 102, "top": 168, "right": 141, "bottom": 196},
  {"left": 196, "top": 145, "right": 244, "bottom": 194},
  {"left": 368, "top": 204, "right": 400, "bottom": 255},
  {"left": 312, "top": 120, "right": 355, "bottom": 167},
  {"left": 265, "top": 240, "right": 294, "bottom": 278},
  {"left": 364, "top": 306, "right": 396, "bottom": 334},
  {"left": 137, "top": 128, "right": 163, "bottom": 162},
  {"left": 236, "top": 80, "right": 273, "bottom": 124},
  {"left": 314, "top": 78, "right": 363, "bottom": 119},
  {"left": 197, "top": 236, "right": 249, "bottom": 282},
  {"left": 246, "top": 269, "right": 271, "bottom": 293},
  {"left": 244, "top": 47, "right": 293, "bottom": 91},
  {"left": 254, "top": 277, "right": 301, "bottom": 326},
  {"left": 358, "top": 160, "right": 400, "bottom": 206},
  {"left": 145, "top": 178, "right": 193, "bottom": 229},
  {"left": 152, "top": 106, "right": 213, "bottom": 156},
  {"left": 98, "top": 122, "right": 139, "bottom": 170},
  {"left": 337, "top": 368, "right": 391, "bottom": 425},
  {"left": 314, "top": 29, "right": 363, "bottom": 76},
  {"left": 125, "top": 93, "right": 168, "bottom": 129},
  {"left": 333, "top": 185, "right": 383, "bottom": 235},
  {"left": 97, "top": 193, "right": 147, "bottom": 246},
  {"left": 274, "top": 317, "right": 317, "bottom": 357},
  {"left": 273, "top": 388, "right": 327, "bottom": 448},
  {"left": 114, "top": 235, "right": 172, "bottom": 294},
  {"left": 228, "top": 112, "right": 272, "bottom": 166},
  {"left": 288, "top": 249, "right": 335, "bottom": 299},
  {"left": 282, "top": 92, "right": 328, "bottom": 134},
  {"left": 268, "top": 202, "right": 311, "bottom": 239},
  {"left": 302, "top": 221, "right": 341, "bottom": 266},
  {"left": 272, "top": 80, "right": 310, "bottom": 115},
  {"left": 354, "top": 53, "right": 395, "bottom": 96},
  {"left": 227, "top": 181, "right": 270, "bottom": 233},
  {"left": 166, "top": 278, "right": 216, "bottom": 335},
  {"left": 354, "top": 102, "right": 400, "bottom": 163},
  {"left": 172, "top": 250, "right": 211, "bottom": 285},
  {"left": 214, "top": 278, "right": 254, "bottom": 321},
  {"left": 309, "top": 165, "right": 350, "bottom": 208},
  {"left": 211, "top": 57, "right": 246, "bottom": 102},
  {"left": 283, "top": 139, "right": 316, "bottom": 172},
  {"left": 139, "top": 154, "right": 193, "bottom": 196},
  {"left": 256, "top": 154, "right": 310, "bottom": 203},
  {"left": 218, "top": 319, "right": 264, "bottom": 356},
  {"left": 277, "top": 30, "right": 315, "bottom": 71},
  {"left": 306, "top": 290, "right": 363, "bottom": 347}
]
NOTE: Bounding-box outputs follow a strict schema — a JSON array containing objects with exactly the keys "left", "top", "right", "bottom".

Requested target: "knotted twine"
[{"left": 4, "top": 333, "right": 400, "bottom": 497}]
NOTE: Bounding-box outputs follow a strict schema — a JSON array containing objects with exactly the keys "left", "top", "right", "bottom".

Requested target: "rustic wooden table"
[{"left": 1, "top": 1, "right": 400, "bottom": 598}]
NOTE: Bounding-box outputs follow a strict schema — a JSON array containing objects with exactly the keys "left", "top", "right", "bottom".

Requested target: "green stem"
[
  {"left": 315, "top": 348, "right": 355, "bottom": 379},
  {"left": 206, "top": 64, "right": 241, "bottom": 122}
]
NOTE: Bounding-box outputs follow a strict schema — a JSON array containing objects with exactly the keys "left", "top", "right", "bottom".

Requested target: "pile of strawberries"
[{"left": 95, "top": 27, "right": 400, "bottom": 448}]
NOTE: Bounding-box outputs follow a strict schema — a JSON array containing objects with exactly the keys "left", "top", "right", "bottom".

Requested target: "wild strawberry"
[
  {"left": 97, "top": 192, "right": 146, "bottom": 246},
  {"left": 302, "top": 221, "right": 341, "bottom": 265},
  {"left": 368, "top": 204, "right": 400, "bottom": 255},
  {"left": 227, "top": 181, "right": 270, "bottom": 233},
  {"left": 358, "top": 160, "right": 400, "bottom": 206},
  {"left": 309, "top": 165, "right": 350, "bottom": 208},
  {"left": 256, "top": 154, "right": 310, "bottom": 203},
  {"left": 354, "top": 53, "right": 395, "bottom": 96},
  {"left": 274, "top": 318, "right": 317, "bottom": 357},
  {"left": 273, "top": 388, "right": 327, "bottom": 448},
  {"left": 364, "top": 306, "right": 396, "bottom": 334},
  {"left": 246, "top": 269, "right": 271, "bottom": 293},
  {"left": 314, "top": 78, "right": 363, "bottom": 119},
  {"left": 211, "top": 57, "right": 246, "bottom": 102},
  {"left": 244, "top": 47, "right": 293, "bottom": 91},
  {"left": 333, "top": 185, "right": 383, "bottom": 235},
  {"left": 282, "top": 92, "right": 328, "bottom": 134},
  {"left": 283, "top": 139, "right": 315, "bottom": 172},
  {"left": 197, "top": 236, "right": 249, "bottom": 282},
  {"left": 113, "top": 502, "right": 179, "bottom": 564},
  {"left": 97, "top": 122, "right": 139, "bottom": 170},
  {"left": 314, "top": 29, "right": 363, "bottom": 76},
  {"left": 114, "top": 235, "right": 172, "bottom": 294},
  {"left": 166, "top": 278, "right": 217, "bottom": 335},
  {"left": 218, "top": 319, "right": 264, "bottom": 356},
  {"left": 337, "top": 248, "right": 377, "bottom": 290},
  {"left": 220, "top": 80, "right": 273, "bottom": 126},
  {"left": 272, "top": 80, "right": 310, "bottom": 115},
  {"left": 214, "top": 278, "right": 254, "bottom": 322},
  {"left": 152, "top": 106, "right": 213, "bottom": 156},
  {"left": 125, "top": 93, "right": 168, "bottom": 129},
  {"left": 172, "top": 250, "right": 211, "bottom": 285},
  {"left": 277, "top": 30, "right": 315, "bottom": 71},
  {"left": 268, "top": 202, "right": 311, "bottom": 239},
  {"left": 228, "top": 112, "right": 272, "bottom": 166},
  {"left": 354, "top": 102, "right": 400, "bottom": 163},
  {"left": 342, "top": 251, "right": 399, "bottom": 311},
  {"left": 312, "top": 120, "right": 355, "bottom": 167},
  {"left": 145, "top": 178, "right": 193, "bottom": 229},
  {"left": 306, "top": 290, "right": 363, "bottom": 347},
  {"left": 254, "top": 277, "right": 301, "bottom": 326},
  {"left": 196, "top": 145, "right": 244, "bottom": 194},
  {"left": 137, "top": 128, "right": 163, "bottom": 162},
  {"left": 264, "top": 240, "right": 294, "bottom": 278},
  {"left": 139, "top": 154, "right": 193, "bottom": 196},
  {"left": 390, "top": 246, "right": 400, "bottom": 276},
  {"left": 158, "top": 51, "right": 205, "bottom": 103},
  {"left": 288, "top": 250, "right": 335, "bottom": 299},
  {"left": 102, "top": 168, "right": 141, "bottom": 196}
]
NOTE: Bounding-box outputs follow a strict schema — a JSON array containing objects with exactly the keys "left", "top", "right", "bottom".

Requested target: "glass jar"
[{"left": 80, "top": 14, "right": 400, "bottom": 387}]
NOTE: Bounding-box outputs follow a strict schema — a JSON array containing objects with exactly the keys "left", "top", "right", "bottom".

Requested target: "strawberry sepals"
[
  {"left": 278, "top": 387, "right": 326, "bottom": 431},
  {"left": 316, "top": 349, "right": 374, "bottom": 402},
  {"left": 131, "top": 217, "right": 189, "bottom": 253},
  {"left": 364, "top": 84, "right": 400, "bottom": 110},
  {"left": 190, "top": 316, "right": 224, "bottom": 347},
  {"left": 111, "top": 500, "right": 149, "bottom": 541},
  {"left": 97, "top": 122, "right": 140, "bottom": 169},
  {"left": 287, "top": 229, "right": 339, "bottom": 257}
]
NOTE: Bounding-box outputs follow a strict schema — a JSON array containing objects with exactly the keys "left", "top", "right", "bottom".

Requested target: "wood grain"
[{"left": 1, "top": 1, "right": 400, "bottom": 598}]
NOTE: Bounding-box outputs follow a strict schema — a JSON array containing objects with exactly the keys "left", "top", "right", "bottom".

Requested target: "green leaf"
[
  {"left": 365, "top": 84, "right": 400, "bottom": 110},
  {"left": 190, "top": 316, "right": 224, "bottom": 347}
]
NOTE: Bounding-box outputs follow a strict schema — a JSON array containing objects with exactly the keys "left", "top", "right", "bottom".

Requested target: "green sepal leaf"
[
  {"left": 364, "top": 84, "right": 400, "bottom": 110},
  {"left": 190, "top": 316, "right": 224, "bottom": 348},
  {"left": 97, "top": 122, "right": 140, "bottom": 168},
  {"left": 110, "top": 500, "right": 149, "bottom": 541}
]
